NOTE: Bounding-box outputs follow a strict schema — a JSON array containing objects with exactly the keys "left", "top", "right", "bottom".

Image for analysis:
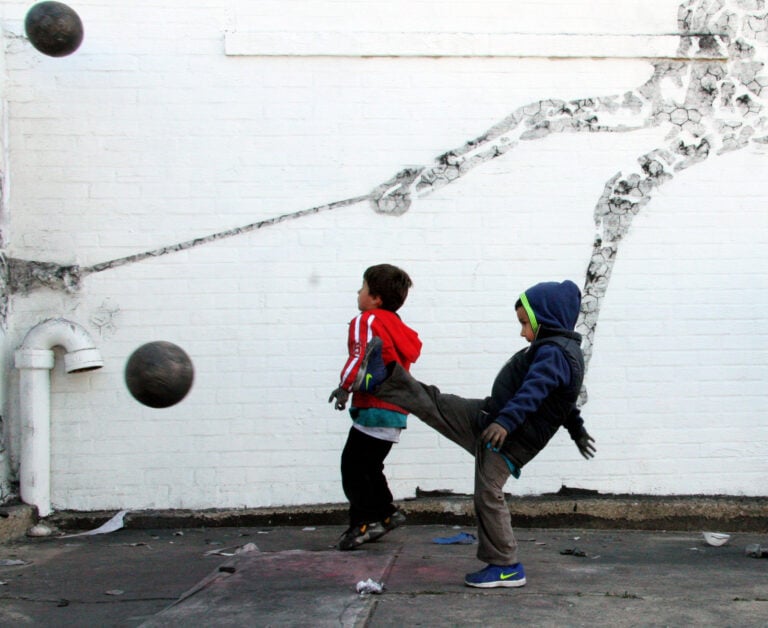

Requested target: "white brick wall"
[{"left": 1, "top": 0, "right": 767, "bottom": 511}]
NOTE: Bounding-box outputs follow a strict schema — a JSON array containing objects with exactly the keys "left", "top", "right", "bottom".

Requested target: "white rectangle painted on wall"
[{"left": 224, "top": 32, "right": 692, "bottom": 59}]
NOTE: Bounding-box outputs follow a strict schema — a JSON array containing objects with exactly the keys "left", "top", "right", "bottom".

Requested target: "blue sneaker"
[
  {"left": 464, "top": 563, "right": 526, "bottom": 588},
  {"left": 350, "top": 336, "right": 387, "bottom": 392}
]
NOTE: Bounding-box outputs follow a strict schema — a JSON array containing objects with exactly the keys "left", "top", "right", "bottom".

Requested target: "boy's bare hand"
[
  {"left": 575, "top": 431, "right": 596, "bottom": 459},
  {"left": 328, "top": 387, "right": 349, "bottom": 410},
  {"left": 481, "top": 423, "right": 509, "bottom": 449}
]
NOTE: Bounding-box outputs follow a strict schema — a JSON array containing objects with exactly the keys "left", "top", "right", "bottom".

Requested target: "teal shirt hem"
[
  {"left": 486, "top": 443, "right": 521, "bottom": 479},
  {"left": 350, "top": 407, "right": 408, "bottom": 429},
  {"left": 501, "top": 454, "right": 522, "bottom": 479}
]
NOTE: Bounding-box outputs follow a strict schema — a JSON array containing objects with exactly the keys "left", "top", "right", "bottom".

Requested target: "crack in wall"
[{"left": 4, "top": 1, "right": 767, "bottom": 400}]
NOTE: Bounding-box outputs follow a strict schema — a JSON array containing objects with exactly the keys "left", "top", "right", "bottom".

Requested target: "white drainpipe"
[{"left": 14, "top": 318, "right": 104, "bottom": 516}]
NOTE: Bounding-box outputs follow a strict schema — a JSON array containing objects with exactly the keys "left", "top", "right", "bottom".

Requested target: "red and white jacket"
[{"left": 339, "top": 309, "right": 422, "bottom": 412}]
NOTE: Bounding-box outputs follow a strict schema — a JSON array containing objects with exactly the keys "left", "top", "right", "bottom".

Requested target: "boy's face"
[
  {"left": 358, "top": 280, "right": 383, "bottom": 312},
  {"left": 517, "top": 306, "right": 535, "bottom": 343}
]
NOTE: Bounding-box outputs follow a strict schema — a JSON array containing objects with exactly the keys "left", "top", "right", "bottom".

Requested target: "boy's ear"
[{"left": 372, "top": 294, "right": 383, "bottom": 307}]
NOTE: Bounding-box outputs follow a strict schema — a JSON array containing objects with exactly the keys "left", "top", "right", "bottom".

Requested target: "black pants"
[{"left": 340, "top": 426, "right": 395, "bottom": 526}]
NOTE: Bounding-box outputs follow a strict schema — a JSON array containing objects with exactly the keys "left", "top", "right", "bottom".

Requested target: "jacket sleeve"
[
  {"left": 338, "top": 313, "right": 376, "bottom": 391},
  {"left": 493, "top": 344, "right": 571, "bottom": 434},
  {"left": 563, "top": 407, "right": 585, "bottom": 440}
]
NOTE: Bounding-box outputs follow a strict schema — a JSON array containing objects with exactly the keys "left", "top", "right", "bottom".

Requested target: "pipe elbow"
[{"left": 16, "top": 318, "right": 104, "bottom": 373}]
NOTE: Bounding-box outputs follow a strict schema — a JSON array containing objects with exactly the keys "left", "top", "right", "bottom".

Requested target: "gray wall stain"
[
  {"left": 0, "top": 253, "right": 7, "bottom": 324},
  {"left": 8, "top": 258, "right": 82, "bottom": 296}
]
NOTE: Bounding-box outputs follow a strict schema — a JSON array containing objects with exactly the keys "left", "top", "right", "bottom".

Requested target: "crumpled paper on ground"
[
  {"left": 356, "top": 578, "right": 384, "bottom": 594},
  {"left": 204, "top": 542, "right": 259, "bottom": 557},
  {"left": 61, "top": 510, "right": 127, "bottom": 538}
]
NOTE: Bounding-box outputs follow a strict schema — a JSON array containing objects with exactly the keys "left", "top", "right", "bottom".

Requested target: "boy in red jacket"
[{"left": 329, "top": 264, "right": 422, "bottom": 550}]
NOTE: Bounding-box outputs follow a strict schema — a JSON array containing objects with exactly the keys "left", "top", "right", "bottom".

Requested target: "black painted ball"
[
  {"left": 125, "top": 341, "right": 194, "bottom": 408},
  {"left": 25, "top": 1, "right": 84, "bottom": 57}
]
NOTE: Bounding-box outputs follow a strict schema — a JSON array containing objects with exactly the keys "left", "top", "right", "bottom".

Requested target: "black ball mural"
[
  {"left": 125, "top": 341, "right": 195, "bottom": 409},
  {"left": 25, "top": 1, "right": 84, "bottom": 57}
]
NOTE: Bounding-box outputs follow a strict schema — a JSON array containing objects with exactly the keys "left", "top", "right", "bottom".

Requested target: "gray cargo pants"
[{"left": 376, "top": 364, "right": 519, "bottom": 566}]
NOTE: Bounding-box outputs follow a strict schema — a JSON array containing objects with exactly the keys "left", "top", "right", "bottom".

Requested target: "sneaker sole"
[
  {"left": 368, "top": 512, "right": 406, "bottom": 541},
  {"left": 367, "top": 527, "right": 394, "bottom": 542},
  {"left": 386, "top": 513, "right": 406, "bottom": 529},
  {"left": 337, "top": 530, "right": 372, "bottom": 551},
  {"left": 464, "top": 578, "right": 527, "bottom": 588},
  {"left": 351, "top": 337, "right": 383, "bottom": 391}
]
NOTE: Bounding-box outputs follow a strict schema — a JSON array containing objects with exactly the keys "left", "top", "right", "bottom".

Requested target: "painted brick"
[{"left": 1, "top": 0, "right": 767, "bottom": 512}]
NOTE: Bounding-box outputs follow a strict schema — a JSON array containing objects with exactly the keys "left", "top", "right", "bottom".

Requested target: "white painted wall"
[{"left": 0, "top": 0, "right": 766, "bottom": 511}]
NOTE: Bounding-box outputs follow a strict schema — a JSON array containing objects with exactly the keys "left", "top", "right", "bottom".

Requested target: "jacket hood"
[
  {"left": 520, "top": 280, "right": 581, "bottom": 333},
  {"left": 370, "top": 309, "right": 422, "bottom": 364}
]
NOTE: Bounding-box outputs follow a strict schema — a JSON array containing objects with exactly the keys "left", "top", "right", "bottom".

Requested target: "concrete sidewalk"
[{"left": 0, "top": 517, "right": 767, "bottom": 626}]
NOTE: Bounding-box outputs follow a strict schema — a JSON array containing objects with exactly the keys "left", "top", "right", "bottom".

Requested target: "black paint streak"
[
  {"left": 4, "top": 195, "right": 368, "bottom": 297},
  {"left": 83, "top": 195, "right": 368, "bottom": 275}
]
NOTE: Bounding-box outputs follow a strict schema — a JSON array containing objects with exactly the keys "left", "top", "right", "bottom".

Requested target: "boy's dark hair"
[{"left": 364, "top": 264, "right": 412, "bottom": 312}]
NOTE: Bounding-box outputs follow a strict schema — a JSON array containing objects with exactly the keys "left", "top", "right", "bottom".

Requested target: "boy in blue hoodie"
[{"left": 354, "top": 279, "right": 595, "bottom": 588}]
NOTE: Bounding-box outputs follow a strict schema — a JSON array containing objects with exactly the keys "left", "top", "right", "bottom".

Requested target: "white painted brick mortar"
[{"left": 1, "top": 1, "right": 766, "bottom": 511}]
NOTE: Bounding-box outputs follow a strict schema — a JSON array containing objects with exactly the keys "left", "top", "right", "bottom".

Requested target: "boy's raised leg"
[{"left": 374, "top": 363, "right": 484, "bottom": 454}]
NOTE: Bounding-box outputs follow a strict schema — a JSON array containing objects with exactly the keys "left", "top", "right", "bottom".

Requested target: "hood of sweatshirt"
[
  {"left": 520, "top": 280, "right": 581, "bottom": 333},
  {"left": 369, "top": 309, "right": 422, "bottom": 365}
]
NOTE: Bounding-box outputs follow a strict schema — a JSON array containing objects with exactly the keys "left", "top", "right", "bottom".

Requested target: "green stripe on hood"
[
  {"left": 519, "top": 292, "right": 539, "bottom": 335},
  {"left": 521, "top": 280, "right": 582, "bottom": 332}
]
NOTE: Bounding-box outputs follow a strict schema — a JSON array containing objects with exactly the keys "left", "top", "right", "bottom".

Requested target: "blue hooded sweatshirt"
[{"left": 486, "top": 280, "right": 586, "bottom": 469}]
